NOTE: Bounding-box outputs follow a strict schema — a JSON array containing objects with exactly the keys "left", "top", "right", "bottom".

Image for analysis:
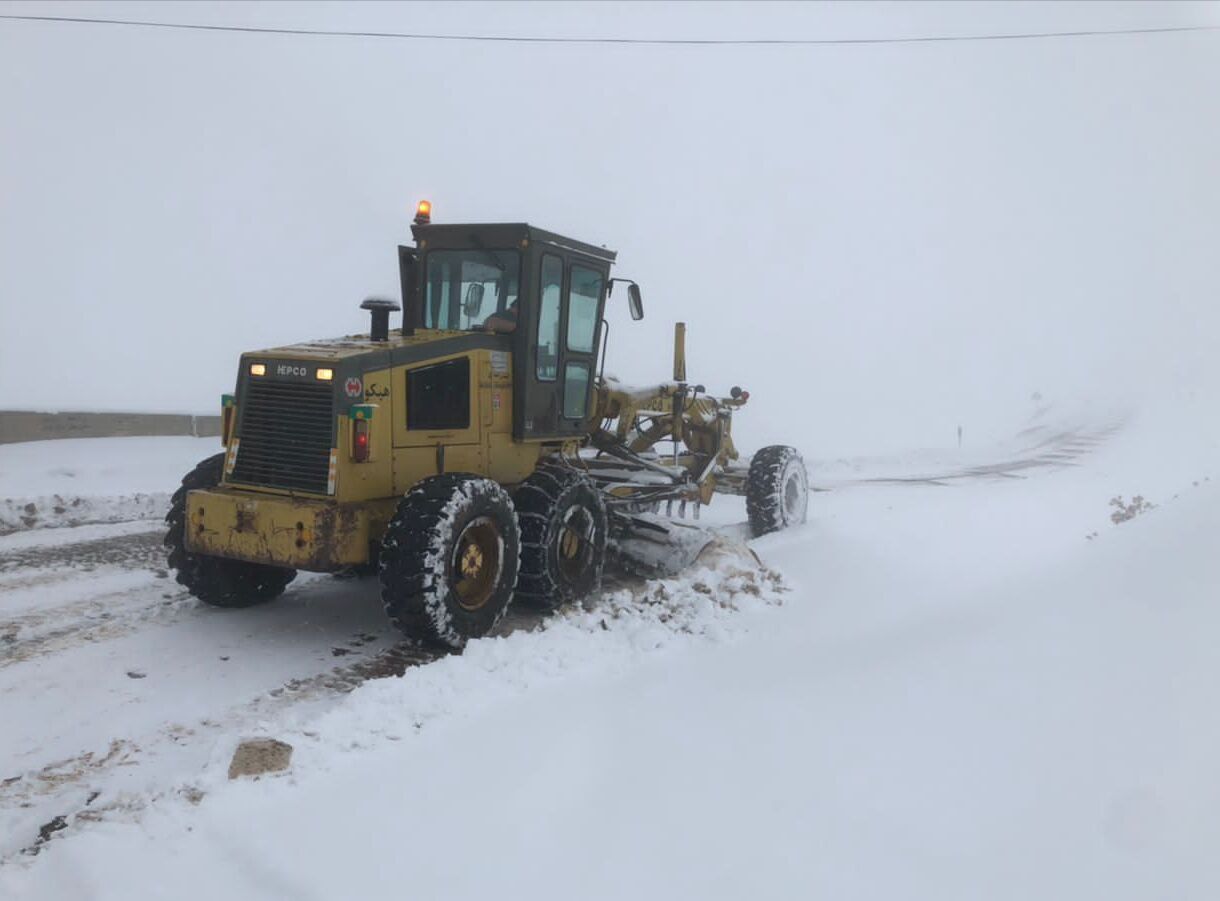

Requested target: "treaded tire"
[
  {"left": 514, "top": 463, "right": 607, "bottom": 612},
  {"left": 745, "top": 445, "right": 809, "bottom": 538},
  {"left": 379, "top": 474, "right": 520, "bottom": 649},
  {"left": 165, "top": 454, "right": 297, "bottom": 608}
]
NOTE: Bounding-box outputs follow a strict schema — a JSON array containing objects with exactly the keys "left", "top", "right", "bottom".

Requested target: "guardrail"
[{"left": 0, "top": 411, "right": 222, "bottom": 445}]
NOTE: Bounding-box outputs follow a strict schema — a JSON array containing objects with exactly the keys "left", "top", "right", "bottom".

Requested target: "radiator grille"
[{"left": 230, "top": 378, "right": 334, "bottom": 494}]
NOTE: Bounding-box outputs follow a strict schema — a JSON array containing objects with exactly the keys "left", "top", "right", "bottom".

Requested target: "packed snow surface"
[{"left": 1, "top": 406, "right": 1217, "bottom": 899}]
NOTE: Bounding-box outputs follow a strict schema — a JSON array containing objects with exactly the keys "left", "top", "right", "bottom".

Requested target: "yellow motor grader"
[{"left": 167, "top": 202, "right": 808, "bottom": 647}]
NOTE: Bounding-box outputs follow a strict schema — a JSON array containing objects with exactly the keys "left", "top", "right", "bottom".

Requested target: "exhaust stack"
[{"left": 360, "top": 298, "right": 400, "bottom": 342}]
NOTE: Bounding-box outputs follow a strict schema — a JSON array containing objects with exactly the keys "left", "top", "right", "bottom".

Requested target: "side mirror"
[
  {"left": 463, "top": 283, "right": 485, "bottom": 318},
  {"left": 627, "top": 283, "right": 644, "bottom": 321}
]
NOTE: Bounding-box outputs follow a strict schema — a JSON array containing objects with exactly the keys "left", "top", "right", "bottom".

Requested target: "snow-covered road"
[
  {"left": 0, "top": 517, "right": 555, "bottom": 860},
  {"left": 2, "top": 409, "right": 1216, "bottom": 899},
  {"left": 0, "top": 439, "right": 771, "bottom": 863}
]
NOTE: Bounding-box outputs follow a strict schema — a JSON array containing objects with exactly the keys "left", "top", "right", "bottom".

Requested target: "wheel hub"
[
  {"left": 559, "top": 527, "right": 581, "bottom": 559},
  {"left": 452, "top": 517, "right": 502, "bottom": 611},
  {"left": 460, "top": 543, "right": 485, "bottom": 578},
  {"left": 556, "top": 504, "right": 595, "bottom": 580}
]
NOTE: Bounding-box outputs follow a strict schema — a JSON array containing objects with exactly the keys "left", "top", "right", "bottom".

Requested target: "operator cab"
[{"left": 399, "top": 204, "right": 637, "bottom": 442}]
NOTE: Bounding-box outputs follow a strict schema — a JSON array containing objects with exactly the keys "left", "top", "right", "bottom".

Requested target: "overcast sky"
[{"left": 1, "top": 1, "right": 1217, "bottom": 455}]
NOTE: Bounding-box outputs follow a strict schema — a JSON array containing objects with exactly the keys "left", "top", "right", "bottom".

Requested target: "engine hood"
[{"left": 246, "top": 328, "right": 477, "bottom": 363}]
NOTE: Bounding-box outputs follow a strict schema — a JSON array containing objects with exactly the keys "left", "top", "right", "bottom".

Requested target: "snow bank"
[
  {"left": 297, "top": 554, "right": 785, "bottom": 760},
  {"left": 0, "top": 437, "right": 217, "bottom": 532}
]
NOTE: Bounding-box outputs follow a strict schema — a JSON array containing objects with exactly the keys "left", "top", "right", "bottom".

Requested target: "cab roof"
[{"left": 410, "top": 222, "right": 617, "bottom": 264}]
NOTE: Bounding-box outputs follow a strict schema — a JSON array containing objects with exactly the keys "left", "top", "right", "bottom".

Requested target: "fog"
[{"left": 2, "top": 0, "right": 1218, "bottom": 456}]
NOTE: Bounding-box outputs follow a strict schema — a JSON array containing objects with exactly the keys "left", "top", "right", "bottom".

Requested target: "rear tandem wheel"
[{"left": 514, "top": 464, "right": 608, "bottom": 613}]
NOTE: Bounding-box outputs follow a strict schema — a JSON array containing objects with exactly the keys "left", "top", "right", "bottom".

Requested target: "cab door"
[
  {"left": 557, "top": 261, "right": 606, "bottom": 426},
  {"left": 524, "top": 252, "right": 607, "bottom": 438}
]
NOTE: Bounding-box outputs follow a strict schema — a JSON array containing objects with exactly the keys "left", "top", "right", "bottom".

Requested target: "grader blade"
[{"left": 608, "top": 513, "right": 757, "bottom": 578}]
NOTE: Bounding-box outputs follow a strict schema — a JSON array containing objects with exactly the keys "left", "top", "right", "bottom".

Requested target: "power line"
[{"left": 0, "top": 12, "right": 1218, "bottom": 46}]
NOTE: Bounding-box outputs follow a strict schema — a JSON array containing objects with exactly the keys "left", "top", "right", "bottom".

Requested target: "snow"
[
  {"left": 2, "top": 407, "right": 1217, "bottom": 899},
  {"left": 2, "top": 1, "right": 1217, "bottom": 893},
  {"left": 0, "top": 436, "right": 219, "bottom": 532}
]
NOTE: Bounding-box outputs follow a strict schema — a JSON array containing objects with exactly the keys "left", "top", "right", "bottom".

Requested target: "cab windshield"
[{"left": 424, "top": 250, "right": 520, "bottom": 331}]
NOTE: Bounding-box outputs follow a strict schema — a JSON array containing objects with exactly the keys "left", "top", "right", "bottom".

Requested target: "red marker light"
[{"left": 352, "top": 421, "right": 370, "bottom": 462}]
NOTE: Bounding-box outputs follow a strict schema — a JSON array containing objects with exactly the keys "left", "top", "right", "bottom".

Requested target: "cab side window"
[
  {"left": 536, "top": 254, "right": 563, "bottom": 380},
  {"left": 567, "top": 265, "right": 603, "bottom": 353}
]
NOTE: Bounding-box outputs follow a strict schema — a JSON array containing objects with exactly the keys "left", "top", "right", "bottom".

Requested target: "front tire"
[
  {"left": 165, "top": 454, "right": 296, "bottom": 608},
  {"left": 379, "top": 474, "right": 520, "bottom": 649},
  {"left": 514, "top": 464, "right": 607, "bottom": 612},
  {"left": 745, "top": 445, "right": 809, "bottom": 538}
]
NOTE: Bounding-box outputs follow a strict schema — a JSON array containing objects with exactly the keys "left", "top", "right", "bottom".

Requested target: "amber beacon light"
[{"left": 414, "top": 199, "right": 432, "bottom": 225}]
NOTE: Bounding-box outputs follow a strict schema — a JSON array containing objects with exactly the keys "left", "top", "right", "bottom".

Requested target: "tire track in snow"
[
  {"left": 0, "top": 582, "right": 190, "bottom": 667},
  {"left": 0, "top": 528, "right": 184, "bottom": 663},
  {"left": 0, "top": 529, "right": 166, "bottom": 575},
  {"left": 825, "top": 421, "right": 1123, "bottom": 489}
]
